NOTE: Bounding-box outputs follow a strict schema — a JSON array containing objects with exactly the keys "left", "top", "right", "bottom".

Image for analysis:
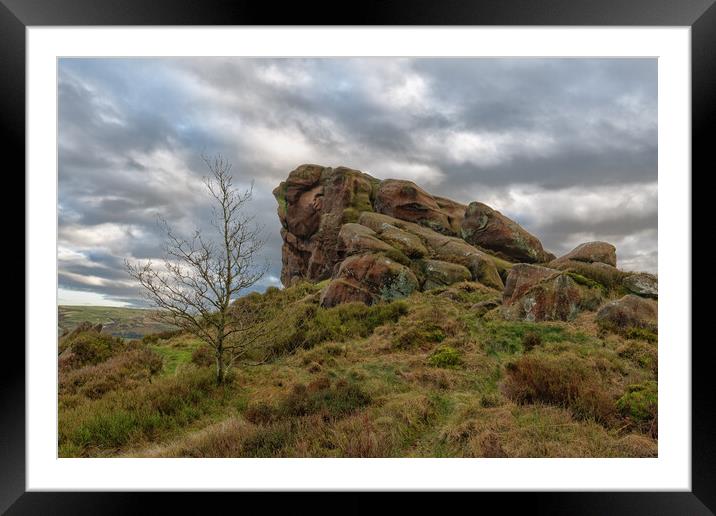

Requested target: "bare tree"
[{"left": 126, "top": 155, "right": 268, "bottom": 385}]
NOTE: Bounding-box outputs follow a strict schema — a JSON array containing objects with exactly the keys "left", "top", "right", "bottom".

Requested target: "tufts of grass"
[
  {"left": 304, "top": 301, "right": 409, "bottom": 348},
  {"left": 428, "top": 281, "right": 499, "bottom": 305},
  {"left": 565, "top": 271, "right": 606, "bottom": 293},
  {"left": 501, "top": 352, "right": 618, "bottom": 425},
  {"left": 392, "top": 324, "right": 446, "bottom": 349},
  {"left": 241, "top": 423, "right": 294, "bottom": 457},
  {"left": 60, "top": 347, "right": 163, "bottom": 401},
  {"left": 617, "top": 381, "right": 657, "bottom": 436},
  {"left": 617, "top": 339, "right": 657, "bottom": 373},
  {"left": 624, "top": 327, "right": 658, "bottom": 343},
  {"left": 479, "top": 320, "right": 581, "bottom": 355},
  {"left": 521, "top": 331, "right": 542, "bottom": 352},
  {"left": 59, "top": 368, "right": 232, "bottom": 456},
  {"left": 244, "top": 378, "right": 372, "bottom": 427},
  {"left": 191, "top": 345, "right": 215, "bottom": 367},
  {"left": 427, "top": 346, "right": 462, "bottom": 368}
]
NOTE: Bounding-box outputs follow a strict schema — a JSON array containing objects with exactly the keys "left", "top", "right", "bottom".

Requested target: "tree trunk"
[{"left": 215, "top": 342, "right": 224, "bottom": 386}]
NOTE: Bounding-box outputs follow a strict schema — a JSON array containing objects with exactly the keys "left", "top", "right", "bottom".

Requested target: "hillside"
[
  {"left": 57, "top": 165, "right": 657, "bottom": 458},
  {"left": 58, "top": 280, "right": 656, "bottom": 458},
  {"left": 58, "top": 305, "right": 177, "bottom": 339}
]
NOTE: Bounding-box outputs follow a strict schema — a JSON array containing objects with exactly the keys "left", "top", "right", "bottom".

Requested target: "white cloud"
[
  {"left": 424, "top": 129, "right": 558, "bottom": 168},
  {"left": 478, "top": 182, "right": 658, "bottom": 231},
  {"left": 58, "top": 288, "right": 132, "bottom": 307}
]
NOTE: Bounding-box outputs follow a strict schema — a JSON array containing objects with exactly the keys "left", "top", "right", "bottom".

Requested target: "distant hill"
[{"left": 58, "top": 305, "right": 177, "bottom": 340}]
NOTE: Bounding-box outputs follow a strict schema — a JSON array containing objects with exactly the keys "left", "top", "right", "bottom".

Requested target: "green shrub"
[
  {"left": 279, "top": 380, "right": 372, "bottom": 419},
  {"left": 241, "top": 423, "right": 292, "bottom": 457},
  {"left": 191, "top": 345, "right": 215, "bottom": 367},
  {"left": 428, "top": 346, "right": 461, "bottom": 368},
  {"left": 521, "top": 331, "right": 542, "bottom": 352},
  {"left": 244, "top": 401, "right": 277, "bottom": 425},
  {"left": 63, "top": 332, "right": 125, "bottom": 368},
  {"left": 625, "top": 327, "right": 658, "bottom": 343},
  {"left": 60, "top": 347, "right": 163, "bottom": 400},
  {"left": 303, "top": 301, "right": 409, "bottom": 348},
  {"left": 617, "top": 381, "right": 657, "bottom": 435},
  {"left": 244, "top": 379, "right": 372, "bottom": 427}
]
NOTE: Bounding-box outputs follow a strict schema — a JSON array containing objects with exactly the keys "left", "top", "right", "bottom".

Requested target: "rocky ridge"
[{"left": 273, "top": 165, "right": 657, "bottom": 323}]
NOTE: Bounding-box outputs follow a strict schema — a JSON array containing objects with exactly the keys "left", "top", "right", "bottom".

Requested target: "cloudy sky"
[{"left": 58, "top": 57, "right": 657, "bottom": 307}]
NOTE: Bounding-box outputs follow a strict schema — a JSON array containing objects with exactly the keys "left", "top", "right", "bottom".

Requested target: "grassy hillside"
[
  {"left": 58, "top": 281, "right": 657, "bottom": 458},
  {"left": 58, "top": 305, "right": 177, "bottom": 339}
]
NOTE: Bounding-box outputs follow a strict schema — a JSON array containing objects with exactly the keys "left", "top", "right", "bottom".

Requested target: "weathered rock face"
[
  {"left": 319, "top": 253, "right": 419, "bottom": 308},
  {"left": 461, "top": 202, "right": 555, "bottom": 263},
  {"left": 274, "top": 165, "right": 380, "bottom": 285},
  {"left": 547, "top": 259, "right": 625, "bottom": 290},
  {"left": 502, "top": 264, "right": 558, "bottom": 305},
  {"left": 357, "top": 212, "right": 505, "bottom": 290},
  {"left": 374, "top": 179, "right": 461, "bottom": 235},
  {"left": 623, "top": 272, "right": 658, "bottom": 299},
  {"left": 596, "top": 294, "right": 657, "bottom": 332},
  {"left": 501, "top": 264, "right": 602, "bottom": 322},
  {"left": 274, "top": 165, "right": 574, "bottom": 307},
  {"left": 419, "top": 259, "right": 472, "bottom": 290},
  {"left": 553, "top": 241, "right": 617, "bottom": 267}
]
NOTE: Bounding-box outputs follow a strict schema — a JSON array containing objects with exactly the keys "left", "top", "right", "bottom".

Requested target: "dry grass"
[{"left": 59, "top": 281, "right": 658, "bottom": 458}]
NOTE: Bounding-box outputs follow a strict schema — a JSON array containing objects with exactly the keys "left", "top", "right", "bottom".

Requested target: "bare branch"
[{"left": 126, "top": 154, "right": 268, "bottom": 385}]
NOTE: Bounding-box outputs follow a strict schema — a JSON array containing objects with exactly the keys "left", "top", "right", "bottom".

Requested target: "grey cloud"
[{"left": 58, "top": 57, "right": 657, "bottom": 305}]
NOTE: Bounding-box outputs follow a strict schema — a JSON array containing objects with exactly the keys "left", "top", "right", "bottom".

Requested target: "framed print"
[{"left": 4, "top": 0, "right": 711, "bottom": 513}]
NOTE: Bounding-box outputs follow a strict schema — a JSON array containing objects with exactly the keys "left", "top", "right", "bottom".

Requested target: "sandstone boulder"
[
  {"left": 596, "top": 294, "right": 657, "bottom": 332},
  {"left": 553, "top": 241, "right": 617, "bottom": 267},
  {"left": 502, "top": 264, "right": 602, "bottom": 322},
  {"left": 547, "top": 258, "right": 625, "bottom": 291},
  {"left": 374, "top": 179, "right": 454, "bottom": 234},
  {"left": 356, "top": 212, "right": 429, "bottom": 258},
  {"left": 274, "top": 165, "right": 379, "bottom": 285},
  {"left": 434, "top": 196, "right": 467, "bottom": 234},
  {"left": 623, "top": 272, "right": 658, "bottom": 299},
  {"left": 320, "top": 253, "right": 419, "bottom": 308},
  {"left": 358, "top": 212, "right": 504, "bottom": 290},
  {"left": 419, "top": 259, "right": 472, "bottom": 290},
  {"left": 460, "top": 201, "right": 554, "bottom": 263},
  {"left": 471, "top": 298, "right": 502, "bottom": 317},
  {"left": 338, "top": 223, "right": 395, "bottom": 256},
  {"left": 502, "top": 264, "right": 559, "bottom": 305},
  {"left": 319, "top": 279, "right": 375, "bottom": 308}
]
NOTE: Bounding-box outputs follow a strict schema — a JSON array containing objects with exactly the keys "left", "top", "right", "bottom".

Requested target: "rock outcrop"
[
  {"left": 552, "top": 241, "right": 617, "bottom": 267},
  {"left": 274, "top": 164, "right": 654, "bottom": 322},
  {"left": 461, "top": 202, "right": 555, "bottom": 263},
  {"left": 273, "top": 165, "right": 522, "bottom": 300},
  {"left": 274, "top": 165, "right": 380, "bottom": 286},
  {"left": 501, "top": 264, "right": 602, "bottom": 322},
  {"left": 320, "top": 252, "right": 419, "bottom": 308},
  {"left": 623, "top": 272, "right": 658, "bottom": 299}
]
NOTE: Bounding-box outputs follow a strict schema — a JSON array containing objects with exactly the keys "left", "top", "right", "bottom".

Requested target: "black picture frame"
[{"left": 4, "top": 1, "right": 709, "bottom": 513}]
